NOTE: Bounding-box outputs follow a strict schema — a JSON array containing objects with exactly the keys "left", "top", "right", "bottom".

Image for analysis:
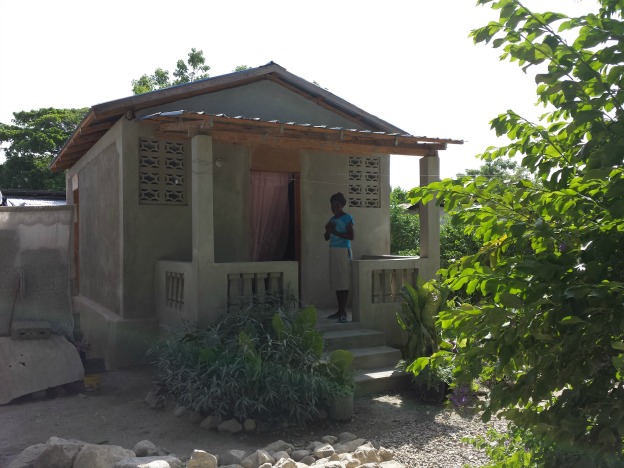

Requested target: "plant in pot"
[
  {"left": 397, "top": 279, "right": 454, "bottom": 404},
  {"left": 324, "top": 349, "right": 356, "bottom": 421}
]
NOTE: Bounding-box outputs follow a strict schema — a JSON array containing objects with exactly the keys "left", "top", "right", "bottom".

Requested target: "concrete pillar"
[
  {"left": 191, "top": 135, "right": 214, "bottom": 324},
  {"left": 419, "top": 155, "right": 440, "bottom": 278}
]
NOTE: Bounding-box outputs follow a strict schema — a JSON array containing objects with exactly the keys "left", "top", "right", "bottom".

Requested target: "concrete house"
[{"left": 51, "top": 62, "right": 460, "bottom": 369}]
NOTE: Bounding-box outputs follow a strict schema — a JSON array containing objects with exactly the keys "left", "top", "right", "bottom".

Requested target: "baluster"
[
  {"left": 255, "top": 273, "right": 268, "bottom": 303},
  {"left": 176, "top": 273, "right": 185, "bottom": 310},
  {"left": 268, "top": 272, "right": 282, "bottom": 296},
  {"left": 242, "top": 273, "right": 254, "bottom": 306},
  {"left": 372, "top": 270, "right": 383, "bottom": 303},
  {"left": 228, "top": 274, "right": 240, "bottom": 313},
  {"left": 383, "top": 269, "right": 393, "bottom": 302}
]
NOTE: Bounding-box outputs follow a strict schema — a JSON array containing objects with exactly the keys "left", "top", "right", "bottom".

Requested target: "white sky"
[{"left": 0, "top": 0, "right": 594, "bottom": 189}]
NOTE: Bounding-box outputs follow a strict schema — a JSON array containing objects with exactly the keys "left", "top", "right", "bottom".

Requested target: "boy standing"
[{"left": 324, "top": 192, "right": 355, "bottom": 323}]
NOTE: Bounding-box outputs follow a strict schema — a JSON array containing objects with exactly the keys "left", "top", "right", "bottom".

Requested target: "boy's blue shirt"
[{"left": 328, "top": 212, "right": 354, "bottom": 249}]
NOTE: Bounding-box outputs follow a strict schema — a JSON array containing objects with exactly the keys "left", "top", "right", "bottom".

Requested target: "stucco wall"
[
  {"left": 120, "top": 122, "right": 193, "bottom": 319},
  {"left": 76, "top": 141, "right": 121, "bottom": 314},
  {"left": 300, "top": 151, "right": 391, "bottom": 308},
  {"left": 212, "top": 142, "right": 250, "bottom": 263},
  {"left": 136, "top": 80, "right": 365, "bottom": 129}
]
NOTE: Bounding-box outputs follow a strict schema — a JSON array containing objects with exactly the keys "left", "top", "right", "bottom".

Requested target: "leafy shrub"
[{"left": 149, "top": 297, "right": 352, "bottom": 425}]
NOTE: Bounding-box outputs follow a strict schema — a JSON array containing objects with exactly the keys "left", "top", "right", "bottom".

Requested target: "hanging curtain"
[{"left": 250, "top": 171, "right": 290, "bottom": 261}]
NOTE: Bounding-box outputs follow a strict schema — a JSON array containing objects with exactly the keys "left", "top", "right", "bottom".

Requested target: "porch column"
[
  {"left": 419, "top": 155, "right": 440, "bottom": 279},
  {"left": 192, "top": 135, "right": 214, "bottom": 324}
]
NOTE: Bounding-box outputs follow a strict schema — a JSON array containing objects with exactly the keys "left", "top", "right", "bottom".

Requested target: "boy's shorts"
[{"left": 329, "top": 247, "right": 352, "bottom": 291}]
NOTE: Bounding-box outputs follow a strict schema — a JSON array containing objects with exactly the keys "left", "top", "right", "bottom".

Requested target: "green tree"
[
  {"left": 409, "top": 1, "right": 624, "bottom": 465},
  {"left": 390, "top": 187, "right": 420, "bottom": 255},
  {"left": 0, "top": 108, "right": 87, "bottom": 191},
  {"left": 131, "top": 48, "right": 210, "bottom": 94}
]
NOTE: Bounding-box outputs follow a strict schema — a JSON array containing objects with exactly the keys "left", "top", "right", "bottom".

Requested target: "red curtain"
[{"left": 250, "top": 171, "right": 290, "bottom": 261}]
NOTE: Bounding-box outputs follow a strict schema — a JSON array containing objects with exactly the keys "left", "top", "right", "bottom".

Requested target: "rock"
[
  {"left": 333, "top": 438, "right": 367, "bottom": 454},
  {"left": 243, "top": 418, "right": 257, "bottom": 432},
  {"left": 299, "top": 455, "right": 316, "bottom": 465},
  {"left": 173, "top": 405, "right": 187, "bottom": 417},
  {"left": 272, "top": 450, "right": 290, "bottom": 461},
  {"left": 261, "top": 440, "right": 294, "bottom": 453},
  {"left": 320, "top": 435, "right": 338, "bottom": 445},
  {"left": 218, "top": 418, "right": 243, "bottom": 434},
  {"left": 328, "top": 453, "right": 341, "bottom": 461},
  {"left": 313, "top": 444, "right": 335, "bottom": 459},
  {"left": 199, "top": 414, "right": 222, "bottom": 430},
  {"left": 220, "top": 449, "right": 247, "bottom": 466},
  {"left": 337, "top": 432, "right": 357, "bottom": 443},
  {"left": 274, "top": 458, "right": 297, "bottom": 468},
  {"left": 338, "top": 453, "right": 360, "bottom": 468},
  {"left": 258, "top": 464, "right": 272, "bottom": 468},
  {"left": 317, "top": 462, "right": 343, "bottom": 468},
  {"left": 219, "top": 465, "right": 245, "bottom": 468},
  {"left": 186, "top": 449, "right": 218, "bottom": 468},
  {"left": 305, "top": 441, "right": 324, "bottom": 452},
  {"left": 290, "top": 449, "right": 310, "bottom": 462},
  {"left": 241, "top": 450, "right": 274, "bottom": 468},
  {"left": 114, "top": 456, "right": 184, "bottom": 468},
  {"left": 354, "top": 442, "right": 381, "bottom": 464},
  {"left": 8, "top": 443, "right": 46, "bottom": 468},
  {"left": 380, "top": 462, "right": 405, "bottom": 468},
  {"left": 144, "top": 391, "right": 163, "bottom": 409},
  {"left": 34, "top": 442, "right": 83, "bottom": 468},
  {"left": 378, "top": 447, "right": 394, "bottom": 461},
  {"left": 132, "top": 440, "right": 168, "bottom": 457},
  {"left": 73, "top": 444, "right": 135, "bottom": 468}
]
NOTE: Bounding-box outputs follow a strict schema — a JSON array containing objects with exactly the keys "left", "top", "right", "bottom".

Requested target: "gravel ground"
[{"left": 0, "top": 367, "right": 508, "bottom": 467}]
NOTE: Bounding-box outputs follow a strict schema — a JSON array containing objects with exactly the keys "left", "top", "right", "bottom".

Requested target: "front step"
[
  {"left": 317, "top": 308, "right": 405, "bottom": 395},
  {"left": 355, "top": 368, "right": 411, "bottom": 396},
  {"left": 323, "top": 329, "right": 386, "bottom": 350},
  {"left": 350, "top": 346, "right": 402, "bottom": 370}
]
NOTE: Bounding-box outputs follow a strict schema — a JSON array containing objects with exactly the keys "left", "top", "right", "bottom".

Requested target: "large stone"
[
  {"left": 199, "top": 414, "right": 222, "bottom": 430},
  {"left": 0, "top": 335, "right": 84, "bottom": 404},
  {"left": 290, "top": 449, "right": 309, "bottom": 462},
  {"left": 8, "top": 444, "right": 46, "bottom": 468},
  {"left": 353, "top": 442, "right": 381, "bottom": 464},
  {"left": 337, "top": 432, "right": 358, "bottom": 443},
  {"left": 241, "top": 449, "right": 275, "bottom": 468},
  {"left": 320, "top": 435, "right": 338, "bottom": 445},
  {"left": 186, "top": 449, "right": 218, "bottom": 468},
  {"left": 273, "top": 458, "right": 297, "bottom": 468},
  {"left": 261, "top": 440, "right": 294, "bottom": 453},
  {"left": 73, "top": 444, "right": 135, "bottom": 468},
  {"left": 338, "top": 453, "right": 360, "bottom": 468},
  {"left": 380, "top": 462, "right": 405, "bottom": 468},
  {"left": 272, "top": 450, "right": 290, "bottom": 461},
  {"left": 378, "top": 447, "right": 394, "bottom": 461},
  {"left": 114, "top": 456, "right": 184, "bottom": 468},
  {"left": 333, "top": 438, "right": 367, "bottom": 454},
  {"left": 299, "top": 455, "right": 316, "bottom": 465},
  {"left": 313, "top": 444, "right": 335, "bottom": 459},
  {"left": 33, "top": 442, "right": 83, "bottom": 468},
  {"left": 218, "top": 418, "right": 243, "bottom": 434},
  {"left": 132, "top": 440, "right": 168, "bottom": 457},
  {"left": 243, "top": 418, "right": 257, "bottom": 432},
  {"left": 220, "top": 449, "right": 247, "bottom": 466}
]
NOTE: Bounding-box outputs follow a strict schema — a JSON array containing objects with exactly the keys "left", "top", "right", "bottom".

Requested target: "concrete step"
[
  {"left": 350, "top": 346, "right": 402, "bottom": 370},
  {"left": 355, "top": 367, "right": 412, "bottom": 396},
  {"left": 323, "top": 328, "right": 386, "bottom": 350}
]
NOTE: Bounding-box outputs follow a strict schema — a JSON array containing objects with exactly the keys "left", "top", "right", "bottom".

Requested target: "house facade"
[{"left": 52, "top": 62, "right": 460, "bottom": 369}]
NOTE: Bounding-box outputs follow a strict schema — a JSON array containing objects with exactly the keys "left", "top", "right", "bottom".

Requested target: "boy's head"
[{"left": 330, "top": 192, "right": 347, "bottom": 215}]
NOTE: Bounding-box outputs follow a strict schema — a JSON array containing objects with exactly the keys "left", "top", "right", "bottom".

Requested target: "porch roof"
[{"left": 138, "top": 111, "right": 463, "bottom": 158}]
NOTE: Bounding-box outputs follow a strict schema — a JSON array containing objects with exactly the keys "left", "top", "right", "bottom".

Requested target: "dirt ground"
[{"left": 0, "top": 366, "right": 458, "bottom": 466}]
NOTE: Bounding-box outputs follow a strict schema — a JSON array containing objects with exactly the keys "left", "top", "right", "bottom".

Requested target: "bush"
[{"left": 148, "top": 297, "right": 353, "bottom": 425}]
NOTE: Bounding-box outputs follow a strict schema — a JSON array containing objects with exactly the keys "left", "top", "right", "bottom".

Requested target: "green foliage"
[
  {"left": 397, "top": 280, "right": 449, "bottom": 360},
  {"left": 0, "top": 107, "right": 87, "bottom": 190},
  {"left": 132, "top": 48, "right": 210, "bottom": 94},
  {"left": 390, "top": 187, "right": 420, "bottom": 255},
  {"left": 408, "top": 0, "right": 624, "bottom": 464},
  {"left": 149, "top": 297, "right": 354, "bottom": 425}
]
